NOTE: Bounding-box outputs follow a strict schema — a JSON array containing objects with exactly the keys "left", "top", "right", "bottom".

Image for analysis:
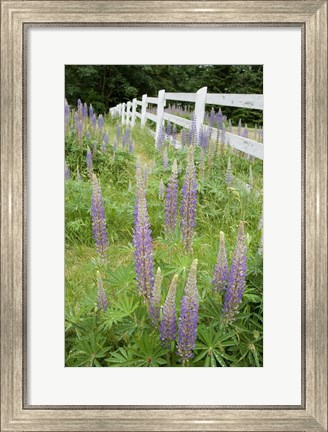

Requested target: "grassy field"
[{"left": 65, "top": 111, "right": 263, "bottom": 367}]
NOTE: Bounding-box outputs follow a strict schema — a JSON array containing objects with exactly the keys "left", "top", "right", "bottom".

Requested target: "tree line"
[{"left": 65, "top": 65, "right": 263, "bottom": 125}]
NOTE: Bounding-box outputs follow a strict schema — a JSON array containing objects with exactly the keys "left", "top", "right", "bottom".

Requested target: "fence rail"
[{"left": 109, "top": 87, "right": 264, "bottom": 160}]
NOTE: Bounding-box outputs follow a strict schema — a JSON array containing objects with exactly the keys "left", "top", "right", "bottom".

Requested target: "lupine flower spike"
[
  {"left": 91, "top": 174, "right": 109, "bottom": 257},
  {"left": 225, "top": 157, "right": 233, "bottom": 186},
  {"left": 159, "top": 178, "right": 165, "bottom": 200},
  {"left": 180, "top": 146, "right": 197, "bottom": 252},
  {"left": 177, "top": 259, "right": 199, "bottom": 363},
  {"left": 160, "top": 274, "right": 178, "bottom": 347},
  {"left": 133, "top": 164, "right": 155, "bottom": 301},
  {"left": 212, "top": 232, "right": 229, "bottom": 293},
  {"left": 86, "top": 146, "right": 93, "bottom": 173},
  {"left": 163, "top": 147, "right": 169, "bottom": 170},
  {"left": 217, "top": 108, "right": 224, "bottom": 130},
  {"left": 150, "top": 267, "right": 163, "bottom": 326},
  {"left": 243, "top": 124, "right": 249, "bottom": 138},
  {"left": 222, "top": 222, "right": 247, "bottom": 322},
  {"left": 97, "top": 270, "right": 108, "bottom": 311},
  {"left": 164, "top": 159, "right": 179, "bottom": 233}
]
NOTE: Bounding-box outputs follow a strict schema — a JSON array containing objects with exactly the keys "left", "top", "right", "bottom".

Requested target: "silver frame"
[{"left": 1, "top": 2, "right": 327, "bottom": 431}]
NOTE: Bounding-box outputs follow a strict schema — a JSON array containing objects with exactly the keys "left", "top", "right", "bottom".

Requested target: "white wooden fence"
[{"left": 109, "top": 87, "right": 264, "bottom": 160}]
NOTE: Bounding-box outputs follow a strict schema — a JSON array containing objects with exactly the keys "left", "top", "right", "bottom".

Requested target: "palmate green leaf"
[
  {"left": 130, "top": 334, "right": 169, "bottom": 367},
  {"left": 99, "top": 294, "right": 140, "bottom": 332},
  {"left": 68, "top": 333, "right": 110, "bottom": 367},
  {"left": 193, "top": 324, "right": 238, "bottom": 367},
  {"left": 106, "top": 347, "right": 135, "bottom": 367},
  {"left": 104, "top": 264, "right": 136, "bottom": 292}
]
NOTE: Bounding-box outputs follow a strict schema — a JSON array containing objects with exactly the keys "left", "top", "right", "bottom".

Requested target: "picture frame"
[{"left": 1, "top": 1, "right": 327, "bottom": 431}]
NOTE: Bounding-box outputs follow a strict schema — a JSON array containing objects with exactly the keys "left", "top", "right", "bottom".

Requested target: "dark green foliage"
[{"left": 65, "top": 65, "right": 263, "bottom": 125}]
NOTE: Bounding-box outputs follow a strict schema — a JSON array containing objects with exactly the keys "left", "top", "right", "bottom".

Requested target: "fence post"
[
  {"left": 155, "top": 89, "right": 165, "bottom": 145},
  {"left": 195, "top": 86, "right": 207, "bottom": 141},
  {"left": 141, "top": 94, "right": 147, "bottom": 128},
  {"left": 131, "top": 98, "right": 137, "bottom": 127},
  {"left": 121, "top": 103, "right": 126, "bottom": 125},
  {"left": 126, "top": 101, "right": 132, "bottom": 126}
]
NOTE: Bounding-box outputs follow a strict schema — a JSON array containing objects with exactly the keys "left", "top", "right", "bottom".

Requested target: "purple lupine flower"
[
  {"left": 209, "top": 108, "right": 215, "bottom": 128},
  {"left": 228, "top": 119, "right": 232, "bottom": 133},
  {"left": 74, "top": 111, "right": 78, "bottom": 130},
  {"left": 64, "top": 99, "right": 70, "bottom": 133},
  {"left": 115, "top": 121, "right": 120, "bottom": 143},
  {"left": 83, "top": 103, "right": 88, "bottom": 120},
  {"left": 216, "top": 108, "right": 224, "bottom": 130},
  {"left": 159, "top": 178, "right": 165, "bottom": 200},
  {"left": 177, "top": 259, "right": 199, "bottom": 363},
  {"left": 101, "top": 140, "right": 106, "bottom": 153},
  {"left": 122, "top": 128, "right": 130, "bottom": 148},
  {"left": 105, "top": 133, "right": 109, "bottom": 146},
  {"left": 237, "top": 119, "right": 242, "bottom": 136},
  {"left": 180, "top": 146, "right": 197, "bottom": 252},
  {"left": 222, "top": 222, "right": 247, "bottom": 322},
  {"left": 162, "top": 147, "right": 169, "bottom": 170},
  {"left": 166, "top": 120, "right": 171, "bottom": 136},
  {"left": 98, "top": 114, "right": 104, "bottom": 129},
  {"left": 199, "top": 148, "right": 206, "bottom": 180},
  {"left": 133, "top": 164, "right": 155, "bottom": 301},
  {"left": 64, "top": 161, "right": 70, "bottom": 180},
  {"left": 91, "top": 173, "right": 108, "bottom": 257},
  {"left": 225, "top": 157, "right": 233, "bottom": 186},
  {"left": 77, "top": 120, "right": 83, "bottom": 145},
  {"left": 164, "top": 159, "right": 179, "bottom": 233},
  {"left": 150, "top": 267, "right": 163, "bottom": 326},
  {"left": 86, "top": 130, "right": 91, "bottom": 141},
  {"left": 188, "top": 113, "right": 197, "bottom": 146},
  {"left": 91, "top": 114, "right": 96, "bottom": 130},
  {"left": 243, "top": 124, "right": 249, "bottom": 138},
  {"left": 97, "top": 271, "right": 108, "bottom": 311},
  {"left": 221, "top": 124, "right": 226, "bottom": 145},
  {"left": 160, "top": 274, "right": 178, "bottom": 347},
  {"left": 212, "top": 232, "right": 229, "bottom": 293},
  {"left": 89, "top": 104, "right": 94, "bottom": 120},
  {"left": 156, "top": 124, "right": 165, "bottom": 150},
  {"left": 77, "top": 99, "right": 82, "bottom": 119},
  {"left": 172, "top": 124, "right": 177, "bottom": 147},
  {"left": 93, "top": 140, "right": 97, "bottom": 156},
  {"left": 86, "top": 146, "right": 93, "bottom": 172},
  {"left": 199, "top": 127, "right": 210, "bottom": 151},
  {"left": 98, "top": 114, "right": 104, "bottom": 140}
]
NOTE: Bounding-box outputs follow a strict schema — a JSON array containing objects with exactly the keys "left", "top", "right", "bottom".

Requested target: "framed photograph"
[{"left": 1, "top": 1, "right": 327, "bottom": 431}]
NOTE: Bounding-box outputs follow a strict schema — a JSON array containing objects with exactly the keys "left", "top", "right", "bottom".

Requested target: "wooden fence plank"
[
  {"left": 146, "top": 111, "right": 157, "bottom": 122},
  {"left": 165, "top": 92, "right": 196, "bottom": 103},
  {"left": 206, "top": 93, "right": 263, "bottom": 110},
  {"left": 163, "top": 112, "right": 191, "bottom": 129}
]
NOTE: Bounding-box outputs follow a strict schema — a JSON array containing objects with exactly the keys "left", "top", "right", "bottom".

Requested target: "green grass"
[{"left": 65, "top": 114, "right": 263, "bottom": 367}]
